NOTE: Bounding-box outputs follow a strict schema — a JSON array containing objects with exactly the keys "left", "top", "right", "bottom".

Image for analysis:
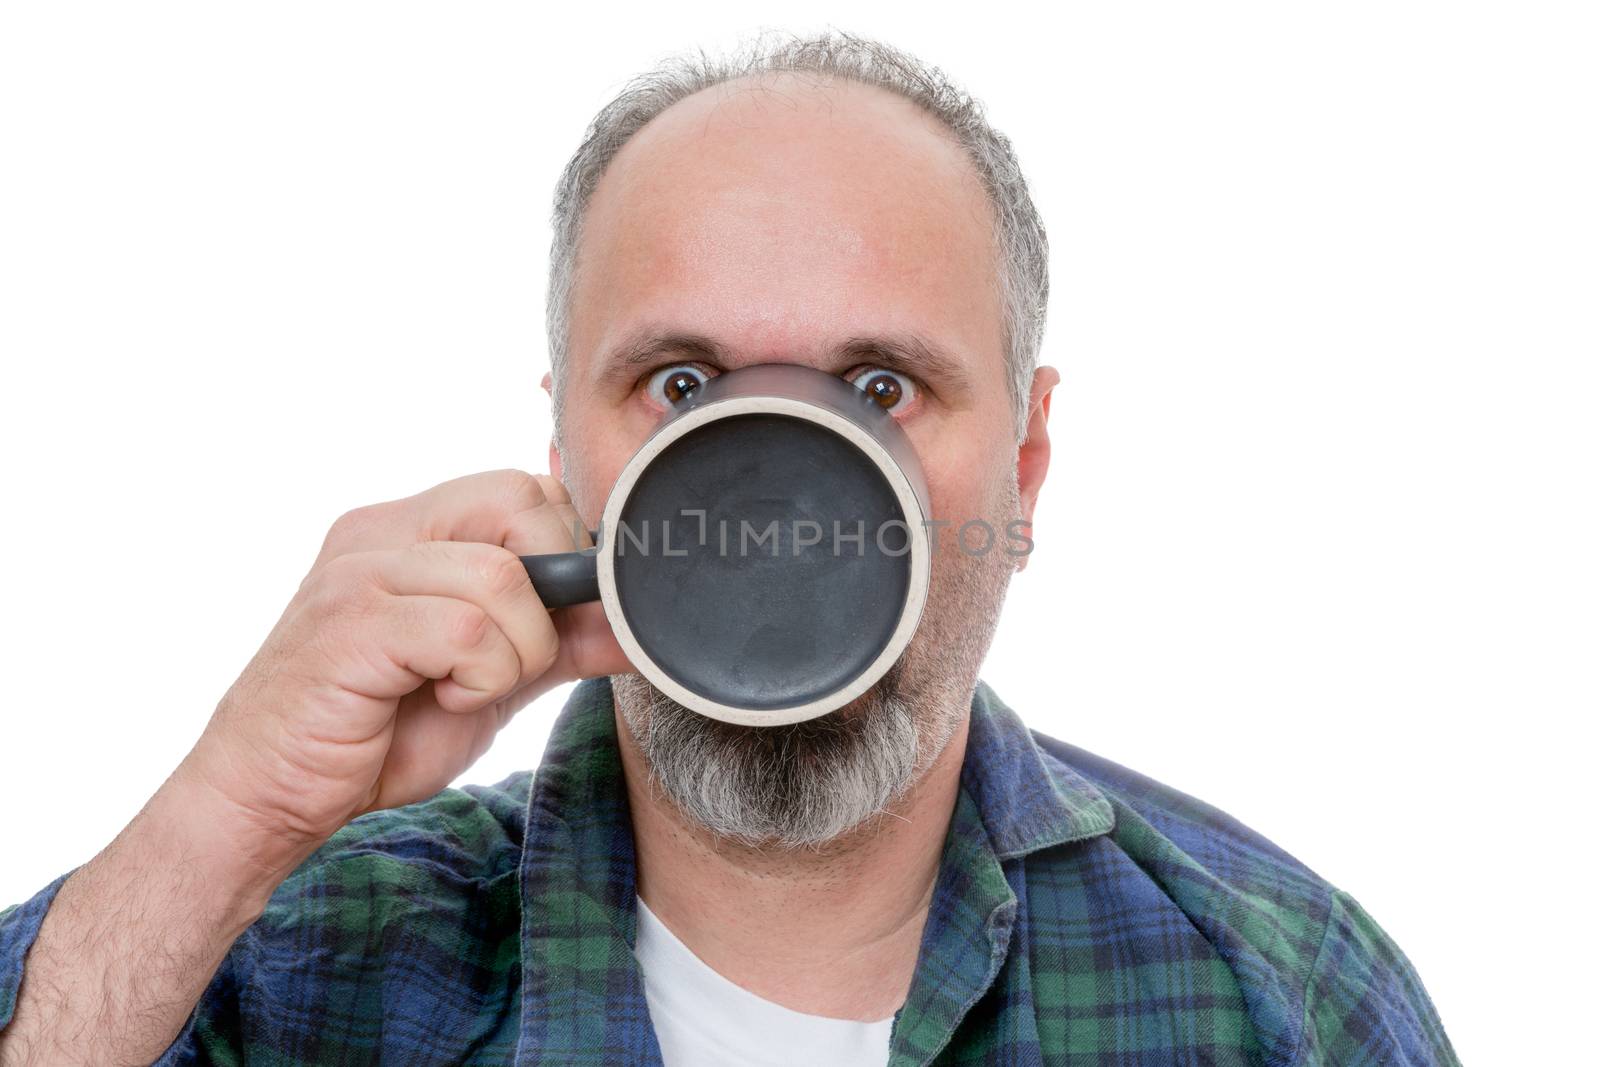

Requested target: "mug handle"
[{"left": 520, "top": 532, "right": 601, "bottom": 609}]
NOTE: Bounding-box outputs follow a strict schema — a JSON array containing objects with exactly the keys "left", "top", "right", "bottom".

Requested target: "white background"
[{"left": 2, "top": 4, "right": 1594, "bottom": 1063}]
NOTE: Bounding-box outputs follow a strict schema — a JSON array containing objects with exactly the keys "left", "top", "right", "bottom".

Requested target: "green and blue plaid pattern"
[{"left": 1, "top": 677, "right": 1459, "bottom": 1064}]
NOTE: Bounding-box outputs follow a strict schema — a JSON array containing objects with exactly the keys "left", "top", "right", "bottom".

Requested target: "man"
[{"left": 0, "top": 30, "right": 1459, "bottom": 1066}]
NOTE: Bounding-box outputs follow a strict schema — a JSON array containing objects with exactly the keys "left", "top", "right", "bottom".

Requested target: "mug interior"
[{"left": 611, "top": 412, "right": 914, "bottom": 713}]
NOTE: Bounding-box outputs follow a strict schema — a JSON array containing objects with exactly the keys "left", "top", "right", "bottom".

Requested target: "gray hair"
[{"left": 545, "top": 28, "right": 1050, "bottom": 441}]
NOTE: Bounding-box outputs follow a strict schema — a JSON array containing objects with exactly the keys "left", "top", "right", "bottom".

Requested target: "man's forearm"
[{"left": 0, "top": 764, "right": 316, "bottom": 1066}]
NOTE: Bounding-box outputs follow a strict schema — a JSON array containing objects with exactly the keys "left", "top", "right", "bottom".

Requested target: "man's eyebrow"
[
  {"left": 603, "top": 329, "right": 973, "bottom": 391},
  {"left": 612, "top": 331, "right": 729, "bottom": 368},
  {"left": 828, "top": 334, "right": 974, "bottom": 391}
]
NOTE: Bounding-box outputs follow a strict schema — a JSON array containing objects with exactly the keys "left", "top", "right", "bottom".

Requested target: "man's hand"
[
  {"left": 0, "top": 469, "right": 629, "bottom": 1065},
  {"left": 187, "top": 468, "right": 628, "bottom": 856}
]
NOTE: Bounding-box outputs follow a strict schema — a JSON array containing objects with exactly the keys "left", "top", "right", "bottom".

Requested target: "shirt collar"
[
  {"left": 960, "top": 679, "right": 1115, "bottom": 858},
  {"left": 513, "top": 676, "right": 1114, "bottom": 1066}
]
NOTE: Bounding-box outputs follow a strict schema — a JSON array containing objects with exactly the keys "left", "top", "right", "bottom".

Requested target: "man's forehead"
[{"left": 568, "top": 74, "right": 1003, "bottom": 379}]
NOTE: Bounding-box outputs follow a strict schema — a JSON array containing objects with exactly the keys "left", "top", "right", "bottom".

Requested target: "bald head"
[
  {"left": 562, "top": 73, "right": 1005, "bottom": 455},
  {"left": 544, "top": 32, "right": 1051, "bottom": 444}
]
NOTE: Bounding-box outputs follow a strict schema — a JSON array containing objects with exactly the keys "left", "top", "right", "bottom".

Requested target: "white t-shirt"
[{"left": 632, "top": 895, "right": 896, "bottom": 1067}]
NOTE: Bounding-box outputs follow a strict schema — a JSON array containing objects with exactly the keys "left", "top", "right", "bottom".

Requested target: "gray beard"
[
  {"left": 612, "top": 659, "right": 955, "bottom": 849},
  {"left": 611, "top": 468, "right": 1021, "bottom": 850}
]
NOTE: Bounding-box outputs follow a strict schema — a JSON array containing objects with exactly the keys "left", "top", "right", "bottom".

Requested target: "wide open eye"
[
  {"left": 848, "top": 366, "right": 918, "bottom": 411},
  {"left": 646, "top": 364, "right": 712, "bottom": 407}
]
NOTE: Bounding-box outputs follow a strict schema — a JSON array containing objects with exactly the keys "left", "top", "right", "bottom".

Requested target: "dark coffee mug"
[{"left": 521, "top": 363, "right": 931, "bottom": 725}]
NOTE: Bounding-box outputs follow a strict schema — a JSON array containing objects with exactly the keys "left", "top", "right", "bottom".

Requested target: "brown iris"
[
  {"left": 861, "top": 372, "right": 903, "bottom": 409},
  {"left": 663, "top": 371, "right": 702, "bottom": 404}
]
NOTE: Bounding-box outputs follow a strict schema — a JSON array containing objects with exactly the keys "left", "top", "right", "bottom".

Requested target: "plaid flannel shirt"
[{"left": 1, "top": 677, "right": 1459, "bottom": 1064}]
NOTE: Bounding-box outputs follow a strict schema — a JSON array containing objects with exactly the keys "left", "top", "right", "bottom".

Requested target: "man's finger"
[
  {"left": 313, "top": 469, "right": 574, "bottom": 567},
  {"left": 353, "top": 540, "right": 561, "bottom": 691}
]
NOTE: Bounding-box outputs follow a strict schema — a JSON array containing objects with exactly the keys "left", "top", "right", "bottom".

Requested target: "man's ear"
[
  {"left": 540, "top": 371, "right": 564, "bottom": 480},
  {"left": 1014, "top": 365, "right": 1060, "bottom": 573}
]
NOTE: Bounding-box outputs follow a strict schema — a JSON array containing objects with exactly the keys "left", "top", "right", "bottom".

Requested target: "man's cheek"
[
  {"left": 921, "top": 477, "right": 995, "bottom": 552},
  {"left": 563, "top": 417, "right": 642, "bottom": 517}
]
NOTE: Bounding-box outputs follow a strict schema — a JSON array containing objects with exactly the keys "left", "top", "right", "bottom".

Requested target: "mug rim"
[{"left": 595, "top": 390, "right": 931, "bottom": 726}]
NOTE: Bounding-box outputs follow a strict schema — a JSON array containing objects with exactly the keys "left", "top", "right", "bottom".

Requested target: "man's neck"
[{"left": 617, "top": 707, "right": 970, "bottom": 1022}]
